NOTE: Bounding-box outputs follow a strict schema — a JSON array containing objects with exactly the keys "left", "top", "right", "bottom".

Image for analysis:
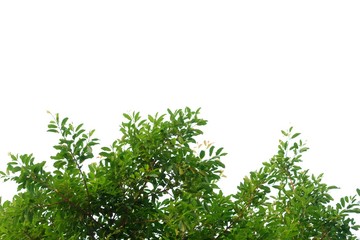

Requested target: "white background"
[{"left": 1, "top": 0, "right": 360, "bottom": 224}]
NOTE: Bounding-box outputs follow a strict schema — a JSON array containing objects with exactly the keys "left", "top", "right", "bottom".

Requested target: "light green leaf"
[
  {"left": 291, "top": 133, "right": 301, "bottom": 139},
  {"left": 123, "top": 113, "right": 131, "bottom": 121},
  {"left": 101, "top": 147, "right": 111, "bottom": 152}
]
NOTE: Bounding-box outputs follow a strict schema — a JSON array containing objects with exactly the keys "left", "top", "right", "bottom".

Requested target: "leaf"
[
  {"left": 53, "top": 145, "right": 65, "bottom": 150},
  {"left": 209, "top": 146, "right": 215, "bottom": 156},
  {"left": 352, "top": 225, "right": 360, "bottom": 230},
  {"left": 88, "top": 163, "right": 96, "bottom": 173},
  {"left": 134, "top": 112, "right": 140, "bottom": 122},
  {"left": 216, "top": 147, "right": 224, "bottom": 156},
  {"left": 61, "top": 117, "right": 69, "bottom": 127},
  {"left": 299, "top": 147, "right": 309, "bottom": 153},
  {"left": 137, "top": 119, "right": 146, "bottom": 127},
  {"left": 89, "top": 129, "right": 95, "bottom": 137},
  {"left": 48, "top": 124, "right": 58, "bottom": 129},
  {"left": 54, "top": 160, "right": 66, "bottom": 169},
  {"left": 99, "top": 152, "right": 109, "bottom": 158},
  {"left": 101, "top": 147, "right": 111, "bottom": 152},
  {"left": 75, "top": 123, "right": 84, "bottom": 132},
  {"left": 53, "top": 170, "right": 63, "bottom": 175},
  {"left": 167, "top": 108, "right": 173, "bottom": 116},
  {"left": 341, "top": 198, "right": 345, "bottom": 207},
  {"left": 123, "top": 113, "right": 131, "bottom": 121},
  {"left": 328, "top": 185, "right": 339, "bottom": 190},
  {"left": 348, "top": 208, "right": 360, "bottom": 214},
  {"left": 9, "top": 154, "right": 17, "bottom": 161},
  {"left": 47, "top": 129, "right": 59, "bottom": 133},
  {"left": 268, "top": 178, "right": 275, "bottom": 184},
  {"left": 291, "top": 133, "right": 301, "bottom": 139},
  {"left": 217, "top": 161, "right": 225, "bottom": 168},
  {"left": 148, "top": 115, "right": 155, "bottom": 123},
  {"left": 199, "top": 150, "right": 205, "bottom": 159},
  {"left": 56, "top": 113, "right": 59, "bottom": 124},
  {"left": 73, "top": 129, "right": 86, "bottom": 139}
]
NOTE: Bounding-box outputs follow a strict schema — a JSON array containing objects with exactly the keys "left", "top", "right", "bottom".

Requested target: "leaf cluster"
[{"left": 1, "top": 108, "right": 360, "bottom": 239}]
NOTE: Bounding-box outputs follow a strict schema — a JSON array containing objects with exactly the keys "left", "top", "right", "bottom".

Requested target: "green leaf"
[
  {"left": 352, "top": 225, "right": 360, "bottom": 230},
  {"left": 148, "top": 115, "right": 155, "bottom": 123},
  {"left": 101, "top": 147, "right": 111, "bottom": 152},
  {"left": 123, "top": 113, "right": 131, "bottom": 121},
  {"left": 47, "top": 129, "right": 59, "bottom": 133},
  {"left": 53, "top": 160, "right": 66, "bottom": 169},
  {"left": 299, "top": 147, "right": 309, "bottom": 153},
  {"left": 61, "top": 117, "right": 69, "bottom": 127},
  {"left": 216, "top": 147, "right": 224, "bottom": 156},
  {"left": 9, "top": 154, "right": 17, "bottom": 161},
  {"left": 167, "top": 108, "right": 173, "bottom": 116},
  {"left": 328, "top": 185, "right": 339, "bottom": 190},
  {"left": 209, "top": 146, "right": 215, "bottom": 156},
  {"left": 48, "top": 124, "right": 58, "bottom": 129},
  {"left": 341, "top": 198, "right": 345, "bottom": 207},
  {"left": 89, "top": 129, "right": 95, "bottom": 137},
  {"left": 199, "top": 150, "right": 205, "bottom": 159},
  {"left": 73, "top": 129, "right": 86, "bottom": 139},
  {"left": 217, "top": 161, "right": 225, "bottom": 168},
  {"left": 53, "top": 170, "right": 63, "bottom": 175},
  {"left": 75, "top": 123, "right": 84, "bottom": 132},
  {"left": 291, "top": 133, "right": 301, "bottom": 139},
  {"left": 55, "top": 113, "right": 59, "bottom": 123},
  {"left": 348, "top": 208, "right": 360, "bottom": 214}
]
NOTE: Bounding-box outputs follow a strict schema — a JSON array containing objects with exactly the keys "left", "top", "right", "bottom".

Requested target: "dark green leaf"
[
  {"left": 47, "top": 129, "right": 59, "bottom": 133},
  {"left": 209, "top": 146, "right": 215, "bottom": 156},
  {"left": 199, "top": 150, "right": 205, "bottom": 159},
  {"left": 216, "top": 147, "right": 224, "bottom": 156},
  {"left": 61, "top": 117, "right": 69, "bottom": 127},
  {"left": 341, "top": 198, "right": 345, "bottom": 207},
  {"left": 75, "top": 123, "right": 84, "bottom": 132}
]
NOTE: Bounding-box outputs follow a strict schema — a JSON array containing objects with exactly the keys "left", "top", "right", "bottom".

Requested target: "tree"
[{"left": 1, "top": 107, "right": 360, "bottom": 239}]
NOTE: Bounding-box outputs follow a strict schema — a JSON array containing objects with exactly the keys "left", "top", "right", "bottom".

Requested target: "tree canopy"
[{"left": 1, "top": 107, "right": 360, "bottom": 239}]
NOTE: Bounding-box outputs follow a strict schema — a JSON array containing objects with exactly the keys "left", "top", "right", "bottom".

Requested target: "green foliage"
[{"left": 1, "top": 108, "right": 360, "bottom": 239}]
